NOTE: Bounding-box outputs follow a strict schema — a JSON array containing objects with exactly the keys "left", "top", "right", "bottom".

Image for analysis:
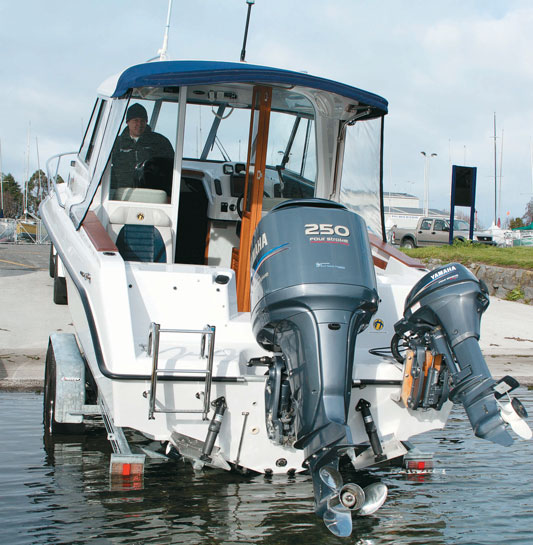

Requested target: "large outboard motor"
[
  {"left": 250, "top": 199, "right": 379, "bottom": 536},
  {"left": 394, "top": 263, "right": 531, "bottom": 446}
]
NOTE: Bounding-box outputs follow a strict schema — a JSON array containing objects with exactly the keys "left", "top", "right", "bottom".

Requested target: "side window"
[
  {"left": 79, "top": 99, "right": 106, "bottom": 165},
  {"left": 434, "top": 219, "right": 445, "bottom": 231},
  {"left": 420, "top": 219, "right": 432, "bottom": 230}
]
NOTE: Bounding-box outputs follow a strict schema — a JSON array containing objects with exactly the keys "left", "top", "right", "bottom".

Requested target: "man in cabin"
[{"left": 110, "top": 103, "right": 174, "bottom": 198}]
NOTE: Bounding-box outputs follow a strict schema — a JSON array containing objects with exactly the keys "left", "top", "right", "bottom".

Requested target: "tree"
[
  {"left": 509, "top": 217, "right": 524, "bottom": 229},
  {"left": 0, "top": 173, "right": 23, "bottom": 218},
  {"left": 522, "top": 198, "right": 533, "bottom": 226},
  {"left": 25, "top": 169, "right": 50, "bottom": 216}
]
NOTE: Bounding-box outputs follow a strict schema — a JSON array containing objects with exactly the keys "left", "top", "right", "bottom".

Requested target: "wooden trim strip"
[
  {"left": 368, "top": 233, "right": 423, "bottom": 269},
  {"left": 81, "top": 211, "right": 118, "bottom": 252}
]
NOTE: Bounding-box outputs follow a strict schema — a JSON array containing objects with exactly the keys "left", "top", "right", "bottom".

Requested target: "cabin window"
[
  {"left": 266, "top": 111, "right": 316, "bottom": 200},
  {"left": 79, "top": 99, "right": 106, "bottom": 165},
  {"left": 340, "top": 116, "right": 383, "bottom": 237},
  {"left": 109, "top": 98, "right": 177, "bottom": 203}
]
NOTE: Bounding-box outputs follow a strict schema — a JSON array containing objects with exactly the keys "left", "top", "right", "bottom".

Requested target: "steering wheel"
[
  {"left": 236, "top": 194, "right": 244, "bottom": 219},
  {"left": 235, "top": 190, "right": 271, "bottom": 220}
]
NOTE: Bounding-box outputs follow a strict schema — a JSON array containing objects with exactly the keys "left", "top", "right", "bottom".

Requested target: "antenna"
[
  {"left": 158, "top": 0, "right": 173, "bottom": 61},
  {"left": 240, "top": 0, "right": 255, "bottom": 62}
]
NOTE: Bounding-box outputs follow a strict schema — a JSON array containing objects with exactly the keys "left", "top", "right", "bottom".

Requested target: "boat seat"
[
  {"left": 112, "top": 187, "right": 168, "bottom": 203},
  {"left": 108, "top": 206, "right": 172, "bottom": 263},
  {"left": 115, "top": 224, "right": 166, "bottom": 263}
]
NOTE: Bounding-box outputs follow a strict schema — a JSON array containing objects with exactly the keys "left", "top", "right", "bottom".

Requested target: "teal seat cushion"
[{"left": 116, "top": 224, "right": 166, "bottom": 263}]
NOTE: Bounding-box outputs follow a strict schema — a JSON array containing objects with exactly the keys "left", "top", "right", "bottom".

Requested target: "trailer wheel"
[
  {"left": 49, "top": 244, "right": 55, "bottom": 278},
  {"left": 43, "top": 342, "right": 84, "bottom": 435},
  {"left": 53, "top": 257, "right": 68, "bottom": 305}
]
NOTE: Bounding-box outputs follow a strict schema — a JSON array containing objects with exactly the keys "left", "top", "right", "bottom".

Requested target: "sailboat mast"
[
  {"left": 493, "top": 113, "right": 497, "bottom": 225},
  {"left": 24, "top": 123, "right": 31, "bottom": 216},
  {"left": 498, "top": 129, "right": 504, "bottom": 226}
]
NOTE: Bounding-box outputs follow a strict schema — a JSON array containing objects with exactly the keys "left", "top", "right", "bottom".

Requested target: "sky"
[{"left": 1, "top": 0, "right": 533, "bottom": 228}]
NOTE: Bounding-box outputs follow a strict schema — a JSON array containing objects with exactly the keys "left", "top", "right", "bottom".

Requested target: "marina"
[{"left": 2, "top": 3, "right": 533, "bottom": 540}]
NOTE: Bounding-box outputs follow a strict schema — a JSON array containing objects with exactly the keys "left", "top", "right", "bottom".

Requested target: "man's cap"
[{"left": 126, "top": 103, "right": 148, "bottom": 123}]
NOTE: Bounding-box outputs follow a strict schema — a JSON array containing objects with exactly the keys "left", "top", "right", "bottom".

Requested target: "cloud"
[{"left": 2, "top": 0, "right": 532, "bottom": 225}]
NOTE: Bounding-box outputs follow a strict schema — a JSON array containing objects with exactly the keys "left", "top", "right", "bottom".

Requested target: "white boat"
[{"left": 41, "top": 58, "right": 530, "bottom": 537}]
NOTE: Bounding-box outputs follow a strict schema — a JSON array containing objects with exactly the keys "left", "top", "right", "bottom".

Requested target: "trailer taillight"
[{"left": 403, "top": 451, "right": 435, "bottom": 474}]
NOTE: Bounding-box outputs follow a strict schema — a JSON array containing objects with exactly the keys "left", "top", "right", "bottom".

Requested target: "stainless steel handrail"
[
  {"left": 45, "top": 151, "right": 77, "bottom": 208},
  {"left": 148, "top": 322, "right": 216, "bottom": 421}
]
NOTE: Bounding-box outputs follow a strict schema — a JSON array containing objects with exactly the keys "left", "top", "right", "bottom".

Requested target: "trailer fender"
[{"left": 48, "top": 333, "right": 85, "bottom": 424}]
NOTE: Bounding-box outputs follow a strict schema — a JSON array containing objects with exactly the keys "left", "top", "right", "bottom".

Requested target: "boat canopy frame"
[{"left": 111, "top": 61, "right": 388, "bottom": 116}]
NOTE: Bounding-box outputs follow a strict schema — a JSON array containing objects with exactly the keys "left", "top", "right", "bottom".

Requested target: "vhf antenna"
[
  {"left": 240, "top": 0, "right": 255, "bottom": 62},
  {"left": 158, "top": 0, "right": 173, "bottom": 61}
]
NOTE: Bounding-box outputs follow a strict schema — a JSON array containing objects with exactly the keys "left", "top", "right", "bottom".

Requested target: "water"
[{"left": 1, "top": 390, "right": 532, "bottom": 545}]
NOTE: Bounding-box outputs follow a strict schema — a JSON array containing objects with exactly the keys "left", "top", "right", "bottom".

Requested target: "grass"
[{"left": 401, "top": 241, "right": 533, "bottom": 269}]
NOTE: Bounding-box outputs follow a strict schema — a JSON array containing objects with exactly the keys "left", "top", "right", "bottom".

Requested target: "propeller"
[
  {"left": 316, "top": 462, "right": 388, "bottom": 536},
  {"left": 498, "top": 397, "right": 532, "bottom": 440}
]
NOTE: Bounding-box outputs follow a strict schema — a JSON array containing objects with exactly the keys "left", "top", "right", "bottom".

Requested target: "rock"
[
  {"left": 495, "top": 286, "right": 509, "bottom": 299},
  {"left": 524, "top": 287, "right": 533, "bottom": 301}
]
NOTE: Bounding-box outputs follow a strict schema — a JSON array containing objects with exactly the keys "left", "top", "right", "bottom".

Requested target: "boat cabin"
[{"left": 65, "top": 61, "right": 387, "bottom": 311}]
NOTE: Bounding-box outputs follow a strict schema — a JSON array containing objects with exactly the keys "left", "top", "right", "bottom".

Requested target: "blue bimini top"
[{"left": 111, "top": 60, "right": 388, "bottom": 115}]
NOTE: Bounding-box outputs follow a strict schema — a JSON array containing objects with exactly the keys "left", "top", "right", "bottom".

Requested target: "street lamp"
[{"left": 421, "top": 151, "right": 437, "bottom": 216}]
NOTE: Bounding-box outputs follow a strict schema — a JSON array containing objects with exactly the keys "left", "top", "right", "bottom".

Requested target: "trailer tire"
[
  {"left": 43, "top": 342, "right": 84, "bottom": 435},
  {"left": 49, "top": 244, "right": 55, "bottom": 278},
  {"left": 53, "top": 257, "right": 68, "bottom": 305}
]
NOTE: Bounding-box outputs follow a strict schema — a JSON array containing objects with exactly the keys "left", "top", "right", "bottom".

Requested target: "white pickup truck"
[{"left": 391, "top": 217, "right": 495, "bottom": 248}]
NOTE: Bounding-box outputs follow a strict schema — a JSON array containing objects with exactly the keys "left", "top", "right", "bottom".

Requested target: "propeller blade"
[
  {"left": 319, "top": 466, "right": 343, "bottom": 492},
  {"left": 323, "top": 505, "right": 353, "bottom": 537},
  {"left": 358, "top": 482, "right": 388, "bottom": 516},
  {"left": 499, "top": 399, "right": 532, "bottom": 440}
]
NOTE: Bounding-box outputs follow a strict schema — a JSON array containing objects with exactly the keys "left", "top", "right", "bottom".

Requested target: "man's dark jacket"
[{"left": 111, "top": 126, "right": 174, "bottom": 192}]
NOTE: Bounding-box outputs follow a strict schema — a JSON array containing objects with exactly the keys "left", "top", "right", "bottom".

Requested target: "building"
[{"left": 383, "top": 191, "right": 447, "bottom": 230}]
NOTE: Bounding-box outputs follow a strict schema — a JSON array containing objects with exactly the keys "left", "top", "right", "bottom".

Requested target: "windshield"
[
  {"left": 339, "top": 117, "right": 383, "bottom": 237},
  {"left": 183, "top": 89, "right": 317, "bottom": 201},
  {"left": 454, "top": 219, "right": 469, "bottom": 230}
]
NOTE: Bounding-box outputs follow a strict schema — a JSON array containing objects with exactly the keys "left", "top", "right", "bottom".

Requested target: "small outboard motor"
[
  {"left": 394, "top": 263, "right": 531, "bottom": 446},
  {"left": 250, "top": 199, "right": 379, "bottom": 536}
]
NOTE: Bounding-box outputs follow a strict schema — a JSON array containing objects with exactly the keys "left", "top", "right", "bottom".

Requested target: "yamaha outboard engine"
[
  {"left": 250, "top": 199, "right": 379, "bottom": 536},
  {"left": 394, "top": 263, "right": 531, "bottom": 446}
]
